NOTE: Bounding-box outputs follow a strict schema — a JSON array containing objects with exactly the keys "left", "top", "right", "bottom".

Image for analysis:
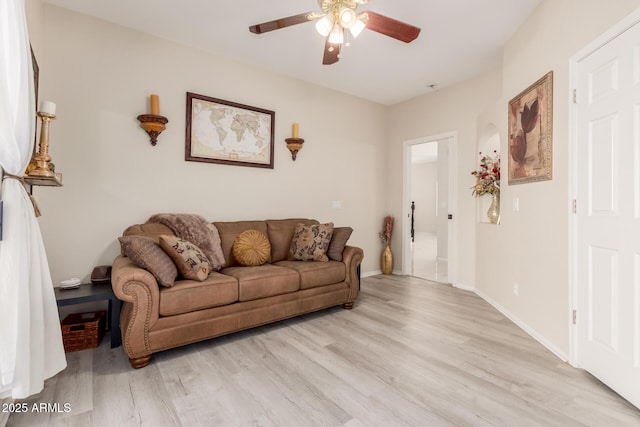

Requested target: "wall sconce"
[
  {"left": 285, "top": 122, "right": 304, "bottom": 161},
  {"left": 137, "top": 94, "right": 168, "bottom": 146}
]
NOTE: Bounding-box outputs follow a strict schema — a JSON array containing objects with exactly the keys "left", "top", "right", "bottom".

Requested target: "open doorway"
[
  {"left": 409, "top": 142, "right": 448, "bottom": 282},
  {"left": 402, "top": 132, "right": 457, "bottom": 285}
]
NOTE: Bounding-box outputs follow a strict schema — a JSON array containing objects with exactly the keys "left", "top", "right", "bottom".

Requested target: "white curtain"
[{"left": 0, "top": 0, "right": 66, "bottom": 399}]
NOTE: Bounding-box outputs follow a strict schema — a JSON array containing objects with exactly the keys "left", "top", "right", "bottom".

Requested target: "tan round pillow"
[{"left": 232, "top": 230, "right": 271, "bottom": 266}]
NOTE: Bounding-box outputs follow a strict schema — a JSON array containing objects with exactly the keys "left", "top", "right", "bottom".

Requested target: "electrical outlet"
[
  {"left": 513, "top": 282, "right": 519, "bottom": 296},
  {"left": 513, "top": 197, "right": 519, "bottom": 212},
  {"left": 331, "top": 200, "right": 342, "bottom": 209}
]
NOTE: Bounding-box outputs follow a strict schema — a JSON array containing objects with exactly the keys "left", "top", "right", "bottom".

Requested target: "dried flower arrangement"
[
  {"left": 379, "top": 216, "right": 394, "bottom": 246},
  {"left": 471, "top": 150, "right": 500, "bottom": 196}
]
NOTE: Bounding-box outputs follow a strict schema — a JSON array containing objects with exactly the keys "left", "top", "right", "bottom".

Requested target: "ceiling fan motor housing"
[
  {"left": 319, "top": 0, "right": 361, "bottom": 14},
  {"left": 319, "top": 0, "right": 361, "bottom": 23}
]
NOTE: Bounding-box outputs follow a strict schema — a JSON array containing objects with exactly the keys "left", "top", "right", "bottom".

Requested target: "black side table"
[{"left": 54, "top": 283, "right": 121, "bottom": 348}]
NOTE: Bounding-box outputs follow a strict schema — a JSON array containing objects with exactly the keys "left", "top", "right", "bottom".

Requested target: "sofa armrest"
[
  {"left": 111, "top": 255, "right": 160, "bottom": 359},
  {"left": 341, "top": 245, "right": 364, "bottom": 302}
]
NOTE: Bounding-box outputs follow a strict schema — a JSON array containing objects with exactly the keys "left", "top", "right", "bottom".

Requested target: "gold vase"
[
  {"left": 487, "top": 191, "right": 500, "bottom": 224},
  {"left": 381, "top": 244, "right": 393, "bottom": 275}
]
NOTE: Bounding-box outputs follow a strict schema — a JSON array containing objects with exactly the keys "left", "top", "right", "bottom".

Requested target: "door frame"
[
  {"left": 569, "top": 7, "right": 640, "bottom": 367},
  {"left": 402, "top": 131, "right": 458, "bottom": 285}
]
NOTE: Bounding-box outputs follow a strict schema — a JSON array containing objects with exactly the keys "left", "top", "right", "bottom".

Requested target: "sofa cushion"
[
  {"left": 118, "top": 236, "right": 177, "bottom": 287},
  {"left": 288, "top": 222, "right": 334, "bottom": 262},
  {"left": 274, "top": 260, "right": 346, "bottom": 290},
  {"left": 159, "top": 235, "right": 211, "bottom": 281},
  {"left": 221, "top": 264, "right": 299, "bottom": 302},
  {"left": 158, "top": 272, "right": 239, "bottom": 316},
  {"left": 232, "top": 230, "right": 271, "bottom": 266},
  {"left": 120, "top": 223, "right": 174, "bottom": 255},
  {"left": 214, "top": 221, "right": 270, "bottom": 268},
  {"left": 327, "top": 227, "right": 353, "bottom": 261},
  {"left": 266, "top": 218, "right": 319, "bottom": 262}
]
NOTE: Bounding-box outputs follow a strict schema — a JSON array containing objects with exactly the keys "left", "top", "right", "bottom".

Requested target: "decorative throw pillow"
[
  {"left": 232, "top": 230, "right": 271, "bottom": 266},
  {"left": 159, "top": 235, "right": 211, "bottom": 281},
  {"left": 288, "top": 222, "right": 334, "bottom": 262},
  {"left": 118, "top": 236, "right": 178, "bottom": 287},
  {"left": 327, "top": 227, "right": 353, "bottom": 261}
]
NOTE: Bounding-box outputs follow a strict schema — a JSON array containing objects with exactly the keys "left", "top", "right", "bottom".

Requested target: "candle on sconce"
[
  {"left": 150, "top": 94, "right": 159, "bottom": 115},
  {"left": 292, "top": 122, "right": 299, "bottom": 138},
  {"left": 39, "top": 100, "right": 56, "bottom": 115}
]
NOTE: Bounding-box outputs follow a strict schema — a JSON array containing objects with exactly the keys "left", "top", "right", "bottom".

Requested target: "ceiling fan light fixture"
[
  {"left": 349, "top": 17, "right": 366, "bottom": 38},
  {"left": 338, "top": 7, "right": 357, "bottom": 28},
  {"left": 315, "top": 14, "right": 334, "bottom": 37},
  {"left": 328, "top": 24, "right": 344, "bottom": 44}
]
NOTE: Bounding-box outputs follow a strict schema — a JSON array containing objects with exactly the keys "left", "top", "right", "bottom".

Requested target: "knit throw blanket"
[{"left": 147, "top": 213, "right": 225, "bottom": 270}]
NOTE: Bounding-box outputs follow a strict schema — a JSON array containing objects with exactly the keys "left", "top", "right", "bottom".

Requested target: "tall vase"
[
  {"left": 487, "top": 191, "right": 500, "bottom": 224},
  {"left": 381, "top": 244, "right": 393, "bottom": 275}
]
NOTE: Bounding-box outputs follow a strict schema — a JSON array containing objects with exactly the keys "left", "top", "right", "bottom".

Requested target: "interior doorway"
[{"left": 402, "top": 132, "right": 457, "bottom": 285}]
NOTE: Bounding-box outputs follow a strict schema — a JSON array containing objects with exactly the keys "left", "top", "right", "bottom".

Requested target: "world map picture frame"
[{"left": 185, "top": 92, "right": 275, "bottom": 169}]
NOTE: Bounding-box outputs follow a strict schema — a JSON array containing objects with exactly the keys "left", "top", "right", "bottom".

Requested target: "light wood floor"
[{"left": 6, "top": 275, "right": 640, "bottom": 426}]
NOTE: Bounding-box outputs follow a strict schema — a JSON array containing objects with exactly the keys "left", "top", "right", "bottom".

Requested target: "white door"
[{"left": 576, "top": 19, "right": 640, "bottom": 408}]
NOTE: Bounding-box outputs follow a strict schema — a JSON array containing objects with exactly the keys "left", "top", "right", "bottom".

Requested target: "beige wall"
[
  {"left": 25, "top": 0, "right": 44, "bottom": 55},
  {"left": 32, "top": 5, "right": 387, "bottom": 283}
]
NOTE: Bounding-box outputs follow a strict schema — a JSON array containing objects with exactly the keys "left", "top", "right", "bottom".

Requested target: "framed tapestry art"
[
  {"left": 185, "top": 92, "right": 275, "bottom": 168},
  {"left": 508, "top": 71, "right": 553, "bottom": 184}
]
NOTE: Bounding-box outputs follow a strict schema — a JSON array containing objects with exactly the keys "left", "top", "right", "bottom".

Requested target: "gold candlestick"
[{"left": 29, "top": 111, "right": 56, "bottom": 178}]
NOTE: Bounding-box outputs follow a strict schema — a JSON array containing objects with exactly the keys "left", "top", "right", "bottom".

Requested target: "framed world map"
[{"left": 185, "top": 92, "right": 275, "bottom": 168}]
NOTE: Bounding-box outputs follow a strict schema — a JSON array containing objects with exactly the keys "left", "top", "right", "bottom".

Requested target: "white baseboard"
[
  {"left": 452, "top": 282, "right": 475, "bottom": 291},
  {"left": 474, "top": 288, "right": 569, "bottom": 362},
  {"left": 361, "top": 270, "right": 382, "bottom": 278}
]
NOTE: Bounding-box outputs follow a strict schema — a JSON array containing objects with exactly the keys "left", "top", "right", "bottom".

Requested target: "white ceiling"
[{"left": 43, "top": 0, "right": 541, "bottom": 105}]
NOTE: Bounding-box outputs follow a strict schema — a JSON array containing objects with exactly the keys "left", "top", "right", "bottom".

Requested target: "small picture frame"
[
  {"left": 508, "top": 71, "right": 553, "bottom": 185},
  {"left": 185, "top": 92, "right": 275, "bottom": 169}
]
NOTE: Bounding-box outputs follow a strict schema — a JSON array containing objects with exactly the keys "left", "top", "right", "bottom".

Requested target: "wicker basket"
[{"left": 61, "top": 310, "right": 105, "bottom": 352}]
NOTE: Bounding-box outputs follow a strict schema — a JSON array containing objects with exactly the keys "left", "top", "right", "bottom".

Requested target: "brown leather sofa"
[{"left": 111, "top": 218, "right": 364, "bottom": 368}]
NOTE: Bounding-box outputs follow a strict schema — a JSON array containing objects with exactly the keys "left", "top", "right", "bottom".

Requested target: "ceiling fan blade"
[
  {"left": 362, "top": 11, "right": 421, "bottom": 43},
  {"left": 249, "top": 12, "right": 314, "bottom": 34},
  {"left": 322, "top": 36, "right": 340, "bottom": 65}
]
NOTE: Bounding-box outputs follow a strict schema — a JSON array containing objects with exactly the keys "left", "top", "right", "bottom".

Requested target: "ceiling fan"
[{"left": 249, "top": 0, "right": 421, "bottom": 65}]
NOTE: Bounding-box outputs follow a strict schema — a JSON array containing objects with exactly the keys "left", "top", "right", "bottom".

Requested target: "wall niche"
[{"left": 476, "top": 123, "right": 500, "bottom": 224}]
